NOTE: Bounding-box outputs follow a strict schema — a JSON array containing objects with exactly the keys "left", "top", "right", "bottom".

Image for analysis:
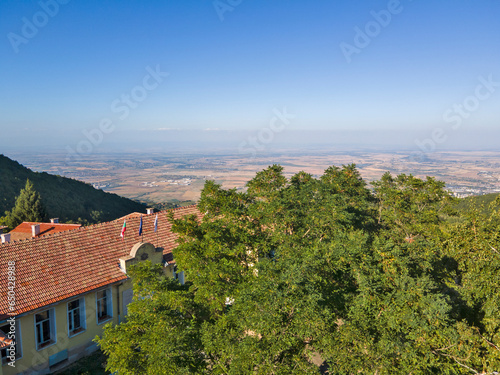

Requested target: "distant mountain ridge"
[{"left": 0, "top": 154, "right": 146, "bottom": 224}]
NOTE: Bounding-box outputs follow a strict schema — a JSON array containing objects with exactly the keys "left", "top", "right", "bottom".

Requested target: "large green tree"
[
  {"left": 438, "top": 197, "right": 500, "bottom": 372},
  {"left": 4, "top": 179, "right": 48, "bottom": 229},
  {"left": 98, "top": 165, "right": 499, "bottom": 374},
  {"left": 372, "top": 172, "right": 454, "bottom": 241}
]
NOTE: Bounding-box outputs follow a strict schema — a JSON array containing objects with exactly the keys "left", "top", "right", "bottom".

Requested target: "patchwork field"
[{"left": 12, "top": 150, "right": 500, "bottom": 203}]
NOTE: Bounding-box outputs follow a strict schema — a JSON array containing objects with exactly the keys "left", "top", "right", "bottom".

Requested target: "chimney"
[
  {"left": 1, "top": 234, "right": 11, "bottom": 244},
  {"left": 50, "top": 218, "right": 59, "bottom": 224},
  {"left": 32, "top": 224, "right": 40, "bottom": 237},
  {"left": 146, "top": 208, "right": 154, "bottom": 215}
]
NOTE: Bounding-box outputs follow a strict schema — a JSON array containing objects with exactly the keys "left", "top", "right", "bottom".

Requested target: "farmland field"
[{"left": 10, "top": 150, "right": 500, "bottom": 203}]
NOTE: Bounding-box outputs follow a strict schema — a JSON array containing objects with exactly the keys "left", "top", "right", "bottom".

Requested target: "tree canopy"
[
  {"left": 97, "top": 164, "right": 500, "bottom": 374},
  {"left": 3, "top": 179, "right": 48, "bottom": 229}
]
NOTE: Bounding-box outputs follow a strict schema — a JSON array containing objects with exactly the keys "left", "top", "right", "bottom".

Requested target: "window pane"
[
  {"left": 98, "top": 300, "right": 107, "bottom": 318},
  {"left": 74, "top": 312, "right": 81, "bottom": 328},
  {"left": 42, "top": 320, "right": 51, "bottom": 342},
  {"left": 69, "top": 302, "right": 85, "bottom": 334},
  {"left": 36, "top": 324, "right": 42, "bottom": 344},
  {"left": 0, "top": 325, "right": 8, "bottom": 335},
  {"left": 36, "top": 310, "right": 49, "bottom": 322},
  {"left": 97, "top": 289, "right": 111, "bottom": 321},
  {"left": 68, "top": 300, "right": 79, "bottom": 310}
]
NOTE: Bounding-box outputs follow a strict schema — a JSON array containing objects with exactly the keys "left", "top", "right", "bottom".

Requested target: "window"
[
  {"left": 96, "top": 289, "right": 112, "bottom": 324},
  {"left": 1, "top": 320, "right": 22, "bottom": 365},
  {"left": 173, "top": 265, "right": 185, "bottom": 285},
  {"left": 122, "top": 289, "right": 133, "bottom": 317},
  {"left": 35, "top": 309, "right": 56, "bottom": 350},
  {"left": 68, "top": 298, "right": 86, "bottom": 336}
]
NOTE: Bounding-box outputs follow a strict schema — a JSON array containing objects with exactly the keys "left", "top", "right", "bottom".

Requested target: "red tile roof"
[
  {"left": 0, "top": 205, "right": 201, "bottom": 320},
  {"left": 9, "top": 222, "right": 82, "bottom": 241},
  {"left": 117, "top": 212, "right": 145, "bottom": 220}
]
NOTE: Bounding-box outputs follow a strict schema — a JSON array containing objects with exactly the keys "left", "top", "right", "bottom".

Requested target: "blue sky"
[{"left": 1, "top": 0, "right": 499, "bottom": 154}]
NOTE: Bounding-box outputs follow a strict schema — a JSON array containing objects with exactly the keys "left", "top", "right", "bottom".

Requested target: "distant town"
[{"left": 10, "top": 150, "right": 500, "bottom": 204}]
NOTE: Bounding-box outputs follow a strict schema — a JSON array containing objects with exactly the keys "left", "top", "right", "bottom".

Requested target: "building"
[
  {"left": 0, "top": 205, "right": 200, "bottom": 375},
  {"left": 6, "top": 220, "right": 82, "bottom": 242}
]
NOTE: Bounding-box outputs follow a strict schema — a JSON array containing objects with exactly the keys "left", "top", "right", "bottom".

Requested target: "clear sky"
[{"left": 1, "top": 0, "right": 499, "bottom": 154}]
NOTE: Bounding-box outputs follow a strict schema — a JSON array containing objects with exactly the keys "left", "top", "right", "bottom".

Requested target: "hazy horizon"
[{"left": 2, "top": 128, "right": 500, "bottom": 155}]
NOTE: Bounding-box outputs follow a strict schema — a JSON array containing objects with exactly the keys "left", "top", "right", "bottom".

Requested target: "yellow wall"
[
  {"left": 1, "top": 280, "right": 133, "bottom": 375},
  {"left": 164, "top": 263, "right": 175, "bottom": 278}
]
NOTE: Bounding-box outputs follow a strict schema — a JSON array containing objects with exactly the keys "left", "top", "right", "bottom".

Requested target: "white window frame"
[
  {"left": 96, "top": 288, "right": 113, "bottom": 324},
  {"left": 67, "top": 298, "right": 86, "bottom": 337},
  {"left": 34, "top": 308, "right": 56, "bottom": 350},
  {"left": 1, "top": 320, "right": 22, "bottom": 365}
]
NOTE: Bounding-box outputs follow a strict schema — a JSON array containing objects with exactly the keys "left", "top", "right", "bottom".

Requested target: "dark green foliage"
[
  {"left": 372, "top": 172, "right": 454, "bottom": 240},
  {"left": 97, "top": 262, "right": 208, "bottom": 375},
  {"left": 439, "top": 197, "right": 500, "bottom": 371},
  {"left": 99, "top": 165, "right": 500, "bottom": 374},
  {"left": 4, "top": 179, "right": 48, "bottom": 228},
  {"left": 0, "top": 155, "right": 145, "bottom": 226},
  {"left": 455, "top": 192, "right": 500, "bottom": 215}
]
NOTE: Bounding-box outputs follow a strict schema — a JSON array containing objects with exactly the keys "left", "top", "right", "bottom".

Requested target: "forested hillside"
[
  {"left": 99, "top": 164, "right": 500, "bottom": 375},
  {"left": 456, "top": 192, "right": 500, "bottom": 214},
  {"left": 0, "top": 155, "right": 145, "bottom": 225}
]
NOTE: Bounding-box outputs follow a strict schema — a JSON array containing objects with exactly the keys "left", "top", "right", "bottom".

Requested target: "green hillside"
[
  {"left": 0, "top": 154, "right": 146, "bottom": 225},
  {"left": 457, "top": 191, "right": 500, "bottom": 208}
]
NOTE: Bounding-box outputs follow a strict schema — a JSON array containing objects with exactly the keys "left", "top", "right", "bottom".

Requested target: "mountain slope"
[
  {"left": 455, "top": 192, "right": 500, "bottom": 215},
  {"left": 0, "top": 155, "right": 146, "bottom": 224}
]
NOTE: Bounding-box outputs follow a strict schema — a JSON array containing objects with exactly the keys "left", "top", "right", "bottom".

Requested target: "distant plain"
[{"left": 8, "top": 150, "right": 500, "bottom": 204}]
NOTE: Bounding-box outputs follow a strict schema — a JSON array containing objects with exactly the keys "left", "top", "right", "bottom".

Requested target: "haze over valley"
[{"left": 6, "top": 149, "right": 500, "bottom": 205}]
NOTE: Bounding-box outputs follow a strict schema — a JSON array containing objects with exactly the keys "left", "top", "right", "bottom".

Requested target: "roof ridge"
[
  {"left": 0, "top": 205, "right": 199, "bottom": 246},
  {"left": 17, "top": 221, "right": 81, "bottom": 225}
]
